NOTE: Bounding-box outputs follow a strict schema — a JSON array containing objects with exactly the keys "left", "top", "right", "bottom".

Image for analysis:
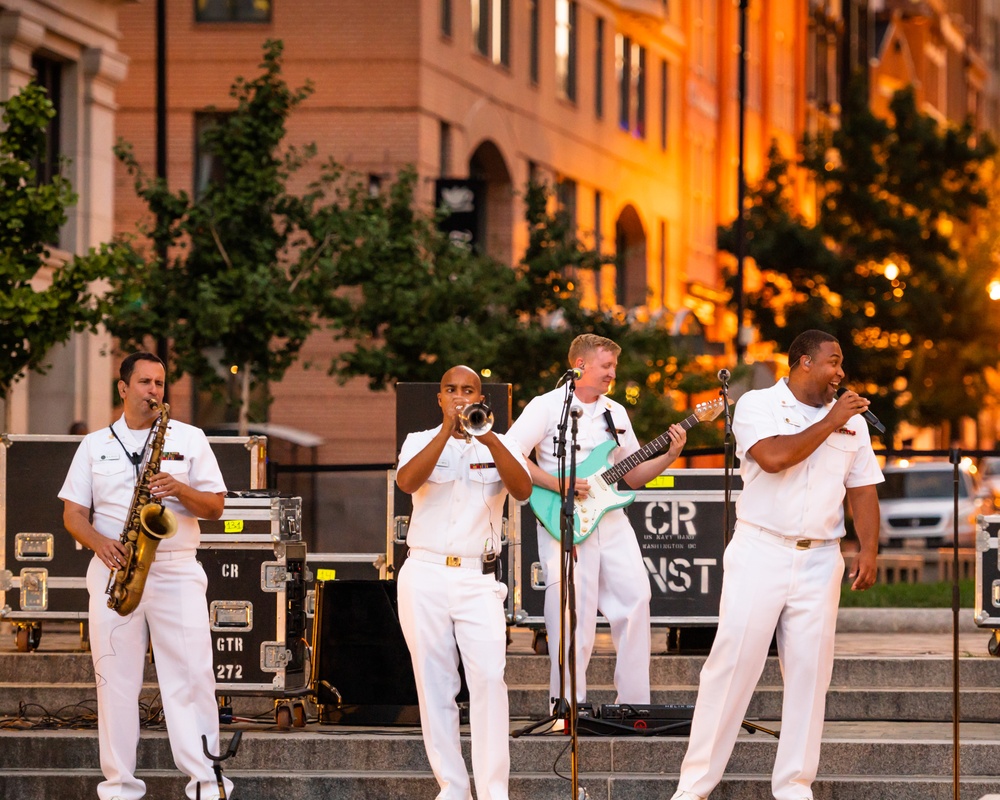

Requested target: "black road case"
[{"left": 0, "top": 434, "right": 264, "bottom": 649}]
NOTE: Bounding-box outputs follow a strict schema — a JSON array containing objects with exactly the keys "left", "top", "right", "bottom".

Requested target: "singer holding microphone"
[
  {"left": 669, "top": 330, "right": 883, "bottom": 800},
  {"left": 508, "top": 334, "right": 687, "bottom": 710}
]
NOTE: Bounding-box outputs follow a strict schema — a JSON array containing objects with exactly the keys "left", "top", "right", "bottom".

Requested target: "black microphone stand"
[
  {"left": 563, "top": 405, "right": 582, "bottom": 800},
  {"left": 513, "top": 376, "right": 583, "bottom": 800},
  {"left": 719, "top": 370, "right": 735, "bottom": 545}
]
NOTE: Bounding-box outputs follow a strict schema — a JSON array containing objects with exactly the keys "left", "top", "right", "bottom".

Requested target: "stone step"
[
  {"left": 507, "top": 686, "right": 1000, "bottom": 723},
  {"left": 2, "top": 771, "right": 1000, "bottom": 800},
  {"left": 5, "top": 716, "right": 1000, "bottom": 800},
  {"left": 2, "top": 770, "right": 996, "bottom": 800},
  {"left": 3, "top": 650, "right": 999, "bottom": 689},
  {"left": 4, "top": 725, "right": 1000, "bottom": 777},
  {"left": 5, "top": 681, "right": 999, "bottom": 724}
]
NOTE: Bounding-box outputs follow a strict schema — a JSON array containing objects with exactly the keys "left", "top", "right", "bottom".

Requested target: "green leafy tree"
[
  {"left": 0, "top": 83, "right": 121, "bottom": 428},
  {"left": 721, "top": 77, "right": 997, "bottom": 439},
  {"left": 320, "top": 175, "right": 721, "bottom": 445},
  {"left": 105, "top": 40, "right": 326, "bottom": 432},
  {"left": 311, "top": 166, "right": 520, "bottom": 389}
]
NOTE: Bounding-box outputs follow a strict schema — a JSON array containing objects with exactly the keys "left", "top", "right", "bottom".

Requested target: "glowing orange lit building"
[
  {"left": 6, "top": 1, "right": 991, "bottom": 463},
  {"left": 102, "top": 0, "right": 819, "bottom": 462}
]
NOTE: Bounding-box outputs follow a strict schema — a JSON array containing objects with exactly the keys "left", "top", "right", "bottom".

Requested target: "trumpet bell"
[{"left": 459, "top": 403, "right": 494, "bottom": 437}]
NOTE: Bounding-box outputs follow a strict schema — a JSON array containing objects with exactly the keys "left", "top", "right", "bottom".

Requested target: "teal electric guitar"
[{"left": 528, "top": 398, "right": 726, "bottom": 544}]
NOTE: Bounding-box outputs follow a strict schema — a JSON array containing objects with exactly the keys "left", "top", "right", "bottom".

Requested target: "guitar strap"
[{"left": 602, "top": 409, "right": 620, "bottom": 446}]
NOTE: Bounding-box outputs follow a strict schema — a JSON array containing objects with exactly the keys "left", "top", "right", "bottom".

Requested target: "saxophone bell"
[{"left": 140, "top": 501, "right": 179, "bottom": 539}]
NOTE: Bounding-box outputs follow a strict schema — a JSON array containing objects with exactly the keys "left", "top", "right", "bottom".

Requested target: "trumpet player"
[
  {"left": 396, "top": 364, "right": 531, "bottom": 800},
  {"left": 59, "top": 352, "right": 230, "bottom": 800}
]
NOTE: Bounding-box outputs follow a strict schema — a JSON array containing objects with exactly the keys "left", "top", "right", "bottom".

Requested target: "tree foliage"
[
  {"left": 318, "top": 175, "right": 721, "bottom": 445},
  {"left": 104, "top": 40, "right": 322, "bottom": 427},
  {"left": 720, "top": 77, "right": 998, "bottom": 438},
  {"left": 108, "top": 38, "right": 722, "bottom": 445},
  {"left": 0, "top": 83, "right": 119, "bottom": 408}
]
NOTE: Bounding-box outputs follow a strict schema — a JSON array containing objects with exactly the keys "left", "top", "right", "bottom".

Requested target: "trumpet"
[{"left": 458, "top": 402, "right": 494, "bottom": 439}]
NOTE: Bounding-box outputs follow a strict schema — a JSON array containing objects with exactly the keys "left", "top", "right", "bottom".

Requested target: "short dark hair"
[
  {"left": 787, "top": 330, "right": 837, "bottom": 370},
  {"left": 119, "top": 352, "right": 165, "bottom": 385}
]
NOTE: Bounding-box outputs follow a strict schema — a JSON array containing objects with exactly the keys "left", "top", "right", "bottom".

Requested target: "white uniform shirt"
[
  {"left": 59, "top": 415, "right": 227, "bottom": 552},
  {"left": 507, "top": 387, "right": 641, "bottom": 533},
  {"left": 398, "top": 426, "right": 528, "bottom": 558},
  {"left": 733, "top": 378, "right": 883, "bottom": 540},
  {"left": 508, "top": 387, "right": 640, "bottom": 475}
]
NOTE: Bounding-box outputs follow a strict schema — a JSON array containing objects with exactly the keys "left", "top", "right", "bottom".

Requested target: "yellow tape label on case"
[
  {"left": 645, "top": 475, "right": 675, "bottom": 489},
  {"left": 224, "top": 520, "right": 244, "bottom": 533},
  {"left": 316, "top": 569, "right": 337, "bottom": 582}
]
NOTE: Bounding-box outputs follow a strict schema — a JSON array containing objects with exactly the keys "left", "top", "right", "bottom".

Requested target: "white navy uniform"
[
  {"left": 396, "top": 426, "right": 527, "bottom": 800},
  {"left": 508, "top": 387, "right": 652, "bottom": 705},
  {"left": 59, "top": 416, "right": 231, "bottom": 800},
  {"left": 673, "top": 378, "right": 883, "bottom": 800}
]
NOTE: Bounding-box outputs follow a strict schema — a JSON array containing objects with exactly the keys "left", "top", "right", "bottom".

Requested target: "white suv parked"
[{"left": 877, "top": 460, "right": 991, "bottom": 549}]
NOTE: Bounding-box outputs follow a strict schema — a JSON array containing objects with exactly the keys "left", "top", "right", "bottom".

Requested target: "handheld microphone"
[
  {"left": 859, "top": 407, "right": 886, "bottom": 434},
  {"left": 718, "top": 368, "right": 731, "bottom": 382},
  {"left": 837, "top": 388, "right": 885, "bottom": 434}
]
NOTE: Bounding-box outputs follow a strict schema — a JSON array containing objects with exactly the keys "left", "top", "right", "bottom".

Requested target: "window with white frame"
[
  {"left": 616, "top": 33, "right": 646, "bottom": 138},
  {"left": 472, "top": 0, "right": 509, "bottom": 66},
  {"left": 556, "top": 0, "right": 577, "bottom": 101}
]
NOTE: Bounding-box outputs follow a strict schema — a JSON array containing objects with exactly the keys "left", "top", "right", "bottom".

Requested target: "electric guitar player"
[{"left": 529, "top": 397, "right": 726, "bottom": 544}]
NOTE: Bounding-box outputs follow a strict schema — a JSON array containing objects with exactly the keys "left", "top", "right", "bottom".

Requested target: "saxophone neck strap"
[{"left": 108, "top": 424, "right": 143, "bottom": 478}]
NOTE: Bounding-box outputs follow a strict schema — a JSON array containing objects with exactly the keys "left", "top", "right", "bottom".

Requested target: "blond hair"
[{"left": 568, "top": 334, "right": 621, "bottom": 364}]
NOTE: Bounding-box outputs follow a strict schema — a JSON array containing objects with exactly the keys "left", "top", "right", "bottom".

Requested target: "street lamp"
[
  {"left": 155, "top": 0, "right": 169, "bottom": 398},
  {"left": 734, "top": 0, "right": 749, "bottom": 364}
]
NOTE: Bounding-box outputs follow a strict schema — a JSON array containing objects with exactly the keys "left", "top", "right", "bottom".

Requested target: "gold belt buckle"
[
  {"left": 795, "top": 539, "right": 812, "bottom": 550},
  {"left": 445, "top": 555, "right": 462, "bottom": 567}
]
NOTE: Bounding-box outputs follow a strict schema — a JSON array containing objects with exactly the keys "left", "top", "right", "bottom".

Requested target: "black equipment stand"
[
  {"left": 704, "top": 368, "right": 778, "bottom": 741},
  {"left": 197, "top": 731, "right": 241, "bottom": 800},
  {"left": 949, "top": 447, "right": 961, "bottom": 800},
  {"left": 718, "top": 369, "right": 735, "bottom": 546},
  {"left": 513, "top": 375, "right": 583, "bottom": 798}
]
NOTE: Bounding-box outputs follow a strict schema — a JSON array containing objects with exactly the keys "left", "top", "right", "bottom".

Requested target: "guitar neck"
[{"left": 600, "top": 410, "right": 700, "bottom": 485}]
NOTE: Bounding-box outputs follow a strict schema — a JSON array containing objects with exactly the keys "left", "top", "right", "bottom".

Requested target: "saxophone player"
[{"left": 59, "top": 352, "right": 231, "bottom": 800}]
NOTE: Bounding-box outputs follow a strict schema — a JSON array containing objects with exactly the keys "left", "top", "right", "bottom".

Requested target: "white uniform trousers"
[
  {"left": 674, "top": 525, "right": 844, "bottom": 800},
  {"left": 87, "top": 554, "right": 232, "bottom": 800},
  {"left": 537, "top": 516, "right": 652, "bottom": 706},
  {"left": 397, "top": 557, "right": 510, "bottom": 800}
]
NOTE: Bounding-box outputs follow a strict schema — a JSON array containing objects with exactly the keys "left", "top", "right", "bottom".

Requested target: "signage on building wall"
[{"left": 435, "top": 179, "right": 484, "bottom": 252}]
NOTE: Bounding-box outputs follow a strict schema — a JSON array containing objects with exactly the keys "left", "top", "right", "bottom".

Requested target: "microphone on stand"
[
  {"left": 718, "top": 368, "right": 731, "bottom": 383},
  {"left": 557, "top": 367, "right": 583, "bottom": 387}
]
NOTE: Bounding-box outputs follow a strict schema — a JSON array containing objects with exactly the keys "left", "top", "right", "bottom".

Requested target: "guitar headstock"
[{"left": 693, "top": 397, "right": 727, "bottom": 423}]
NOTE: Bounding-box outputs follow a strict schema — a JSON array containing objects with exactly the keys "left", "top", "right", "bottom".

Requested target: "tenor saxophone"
[{"left": 106, "top": 400, "right": 179, "bottom": 616}]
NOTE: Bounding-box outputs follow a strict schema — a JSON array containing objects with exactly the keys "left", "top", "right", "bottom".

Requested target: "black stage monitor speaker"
[
  {"left": 395, "top": 382, "right": 512, "bottom": 453},
  {"left": 313, "top": 580, "right": 419, "bottom": 725},
  {"left": 312, "top": 580, "right": 469, "bottom": 725}
]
